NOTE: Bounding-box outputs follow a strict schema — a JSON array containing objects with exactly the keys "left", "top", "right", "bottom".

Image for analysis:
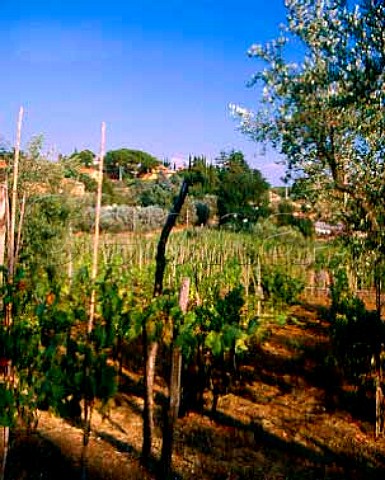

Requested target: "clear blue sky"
[{"left": 1, "top": 0, "right": 288, "bottom": 184}]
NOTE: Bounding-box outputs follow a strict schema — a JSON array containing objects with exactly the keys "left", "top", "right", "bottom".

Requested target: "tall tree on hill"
[
  {"left": 216, "top": 150, "right": 270, "bottom": 225},
  {"left": 105, "top": 148, "right": 160, "bottom": 179},
  {"left": 69, "top": 149, "right": 96, "bottom": 167},
  {"left": 186, "top": 155, "right": 219, "bottom": 196}
]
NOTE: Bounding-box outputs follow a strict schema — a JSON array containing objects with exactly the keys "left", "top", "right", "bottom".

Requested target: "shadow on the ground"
[
  {"left": 177, "top": 408, "right": 385, "bottom": 480},
  {"left": 94, "top": 429, "right": 183, "bottom": 480},
  {"left": 234, "top": 305, "right": 368, "bottom": 417},
  {"left": 5, "top": 430, "right": 79, "bottom": 480}
]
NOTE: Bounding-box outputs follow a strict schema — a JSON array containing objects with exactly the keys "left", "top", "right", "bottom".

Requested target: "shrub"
[
  {"left": 262, "top": 268, "right": 304, "bottom": 306},
  {"left": 195, "top": 202, "right": 210, "bottom": 226},
  {"left": 329, "top": 295, "right": 385, "bottom": 382},
  {"left": 74, "top": 205, "right": 167, "bottom": 233}
]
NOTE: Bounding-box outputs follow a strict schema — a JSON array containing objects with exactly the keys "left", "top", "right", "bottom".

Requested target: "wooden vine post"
[
  {"left": 374, "top": 342, "right": 385, "bottom": 439},
  {"left": 6, "top": 106, "right": 23, "bottom": 324},
  {"left": 0, "top": 185, "right": 7, "bottom": 274},
  {"left": 88, "top": 121, "right": 105, "bottom": 333},
  {"left": 1, "top": 107, "right": 23, "bottom": 480},
  {"left": 81, "top": 121, "right": 105, "bottom": 480},
  {"left": 141, "top": 178, "right": 190, "bottom": 465},
  {"left": 160, "top": 277, "right": 190, "bottom": 479},
  {"left": 0, "top": 182, "right": 7, "bottom": 480}
]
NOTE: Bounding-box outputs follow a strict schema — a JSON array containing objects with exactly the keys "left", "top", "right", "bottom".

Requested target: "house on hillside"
[
  {"left": 78, "top": 166, "right": 102, "bottom": 183},
  {"left": 60, "top": 178, "right": 86, "bottom": 196},
  {"left": 314, "top": 221, "right": 344, "bottom": 236},
  {"left": 137, "top": 164, "right": 175, "bottom": 181}
]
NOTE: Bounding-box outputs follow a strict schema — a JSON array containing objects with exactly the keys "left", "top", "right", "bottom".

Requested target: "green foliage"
[
  {"left": 180, "top": 261, "right": 255, "bottom": 360},
  {"left": 2, "top": 209, "right": 323, "bottom": 430},
  {"left": 79, "top": 173, "right": 98, "bottom": 192},
  {"left": 294, "top": 217, "right": 314, "bottom": 238},
  {"left": 262, "top": 268, "right": 304, "bottom": 306},
  {"left": 329, "top": 295, "right": 385, "bottom": 382},
  {"left": 275, "top": 202, "right": 314, "bottom": 238},
  {"left": 216, "top": 150, "right": 269, "bottom": 226},
  {"left": 138, "top": 180, "right": 175, "bottom": 209},
  {"left": 21, "top": 195, "right": 73, "bottom": 281},
  {"left": 0, "top": 385, "right": 17, "bottom": 427},
  {"left": 195, "top": 202, "right": 210, "bottom": 226},
  {"left": 105, "top": 149, "right": 160, "bottom": 179},
  {"left": 236, "top": 0, "right": 385, "bottom": 253},
  {"left": 75, "top": 205, "right": 167, "bottom": 233},
  {"left": 69, "top": 149, "right": 96, "bottom": 167},
  {"left": 185, "top": 156, "right": 219, "bottom": 196}
]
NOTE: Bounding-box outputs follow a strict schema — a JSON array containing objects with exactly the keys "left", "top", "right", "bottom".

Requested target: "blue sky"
[{"left": 1, "top": 0, "right": 288, "bottom": 184}]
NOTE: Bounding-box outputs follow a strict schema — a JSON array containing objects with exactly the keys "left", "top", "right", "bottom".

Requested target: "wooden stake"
[
  {"left": 0, "top": 184, "right": 7, "bottom": 269},
  {"left": 14, "top": 192, "right": 26, "bottom": 268},
  {"left": 81, "top": 122, "right": 105, "bottom": 480},
  {"left": 160, "top": 277, "right": 190, "bottom": 479},
  {"left": 88, "top": 121, "right": 106, "bottom": 333},
  {"left": 1, "top": 106, "right": 23, "bottom": 480},
  {"left": 8, "top": 106, "right": 23, "bottom": 280}
]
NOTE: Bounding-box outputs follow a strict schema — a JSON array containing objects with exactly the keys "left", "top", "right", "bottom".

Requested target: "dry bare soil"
[{"left": 5, "top": 302, "right": 385, "bottom": 479}]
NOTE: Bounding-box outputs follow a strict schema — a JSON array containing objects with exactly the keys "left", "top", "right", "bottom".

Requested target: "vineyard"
[
  {"left": 2, "top": 202, "right": 385, "bottom": 479},
  {"left": 2, "top": 0, "right": 385, "bottom": 478},
  {"left": 1, "top": 116, "right": 385, "bottom": 479}
]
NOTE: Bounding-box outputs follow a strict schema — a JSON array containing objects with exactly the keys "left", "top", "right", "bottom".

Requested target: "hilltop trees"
[
  {"left": 182, "top": 151, "right": 269, "bottom": 227},
  {"left": 105, "top": 148, "right": 160, "bottom": 179},
  {"left": 216, "top": 150, "right": 270, "bottom": 225},
  {"left": 69, "top": 149, "right": 96, "bottom": 167}
]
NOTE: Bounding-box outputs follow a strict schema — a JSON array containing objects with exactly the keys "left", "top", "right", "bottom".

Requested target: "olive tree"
[
  {"left": 233, "top": 0, "right": 384, "bottom": 236},
  {"left": 233, "top": 0, "right": 385, "bottom": 431}
]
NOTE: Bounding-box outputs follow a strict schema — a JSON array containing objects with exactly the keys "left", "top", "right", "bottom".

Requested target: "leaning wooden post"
[
  {"left": 142, "top": 178, "right": 190, "bottom": 465},
  {"left": 160, "top": 277, "right": 190, "bottom": 479}
]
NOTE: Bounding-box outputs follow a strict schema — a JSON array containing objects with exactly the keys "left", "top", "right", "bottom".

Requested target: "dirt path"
[{"left": 5, "top": 302, "right": 385, "bottom": 479}]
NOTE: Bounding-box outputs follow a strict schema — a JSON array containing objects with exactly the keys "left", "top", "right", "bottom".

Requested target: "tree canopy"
[
  {"left": 104, "top": 148, "right": 160, "bottom": 179},
  {"left": 234, "top": 0, "right": 385, "bottom": 240},
  {"left": 216, "top": 150, "right": 270, "bottom": 225},
  {"left": 69, "top": 149, "right": 96, "bottom": 167}
]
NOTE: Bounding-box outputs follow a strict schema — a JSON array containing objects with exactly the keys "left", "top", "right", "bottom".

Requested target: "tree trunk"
[{"left": 160, "top": 278, "right": 190, "bottom": 479}]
